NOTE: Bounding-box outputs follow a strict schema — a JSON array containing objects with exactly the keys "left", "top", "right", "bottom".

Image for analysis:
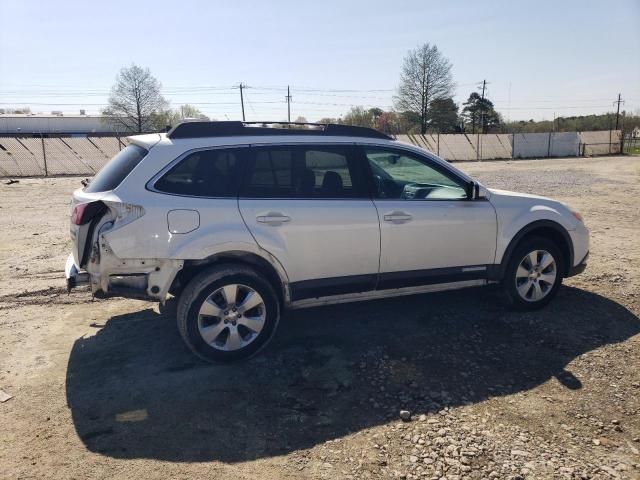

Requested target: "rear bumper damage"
[
  {"left": 65, "top": 254, "right": 89, "bottom": 292},
  {"left": 65, "top": 253, "right": 182, "bottom": 302}
]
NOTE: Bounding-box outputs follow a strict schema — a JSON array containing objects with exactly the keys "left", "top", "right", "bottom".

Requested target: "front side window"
[
  {"left": 154, "top": 148, "right": 243, "bottom": 197},
  {"left": 242, "top": 145, "right": 367, "bottom": 198},
  {"left": 365, "top": 148, "right": 467, "bottom": 200}
]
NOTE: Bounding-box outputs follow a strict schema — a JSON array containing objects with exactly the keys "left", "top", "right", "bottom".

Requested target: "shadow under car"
[{"left": 65, "top": 285, "right": 639, "bottom": 462}]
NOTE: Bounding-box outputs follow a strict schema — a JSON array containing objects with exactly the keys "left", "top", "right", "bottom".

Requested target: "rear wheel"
[
  {"left": 177, "top": 264, "right": 280, "bottom": 362},
  {"left": 502, "top": 237, "right": 563, "bottom": 310}
]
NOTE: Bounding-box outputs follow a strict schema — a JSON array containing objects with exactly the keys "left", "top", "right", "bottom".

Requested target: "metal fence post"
[
  {"left": 609, "top": 129, "right": 612, "bottom": 154},
  {"left": 547, "top": 132, "right": 552, "bottom": 157},
  {"left": 40, "top": 134, "right": 48, "bottom": 177},
  {"left": 512, "top": 132, "right": 515, "bottom": 159},
  {"left": 437, "top": 133, "right": 440, "bottom": 156}
]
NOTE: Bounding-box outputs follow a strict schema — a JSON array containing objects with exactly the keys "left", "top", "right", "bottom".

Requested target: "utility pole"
[
  {"left": 239, "top": 83, "right": 246, "bottom": 121},
  {"left": 480, "top": 79, "right": 486, "bottom": 134},
  {"left": 285, "top": 85, "right": 292, "bottom": 122},
  {"left": 476, "top": 79, "right": 487, "bottom": 161},
  {"left": 615, "top": 93, "right": 622, "bottom": 130}
]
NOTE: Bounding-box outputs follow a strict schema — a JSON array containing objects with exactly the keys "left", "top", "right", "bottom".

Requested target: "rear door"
[{"left": 238, "top": 143, "right": 380, "bottom": 300}]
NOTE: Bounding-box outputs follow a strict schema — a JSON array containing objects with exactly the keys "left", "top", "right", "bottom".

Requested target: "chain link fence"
[{"left": 0, "top": 135, "right": 128, "bottom": 177}]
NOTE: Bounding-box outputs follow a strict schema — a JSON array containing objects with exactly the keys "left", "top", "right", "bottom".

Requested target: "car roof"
[
  {"left": 127, "top": 132, "right": 399, "bottom": 150},
  {"left": 127, "top": 121, "right": 397, "bottom": 150}
]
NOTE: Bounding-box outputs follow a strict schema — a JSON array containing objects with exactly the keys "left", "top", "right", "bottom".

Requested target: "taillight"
[{"left": 71, "top": 201, "right": 107, "bottom": 225}]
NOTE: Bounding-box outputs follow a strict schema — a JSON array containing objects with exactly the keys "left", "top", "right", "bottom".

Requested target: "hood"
[
  {"left": 487, "top": 188, "right": 578, "bottom": 228},
  {"left": 488, "top": 188, "right": 553, "bottom": 202}
]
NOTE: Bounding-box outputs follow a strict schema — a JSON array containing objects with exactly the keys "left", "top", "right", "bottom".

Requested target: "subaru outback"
[{"left": 65, "top": 121, "right": 589, "bottom": 362}]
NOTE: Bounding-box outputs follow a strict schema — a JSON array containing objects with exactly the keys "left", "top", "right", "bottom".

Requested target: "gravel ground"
[{"left": 1, "top": 155, "right": 639, "bottom": 479}]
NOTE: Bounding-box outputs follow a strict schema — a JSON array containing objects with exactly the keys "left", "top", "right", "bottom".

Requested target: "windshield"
[{"left": 85, "top": 144, "right": 148, "bottom": 193}]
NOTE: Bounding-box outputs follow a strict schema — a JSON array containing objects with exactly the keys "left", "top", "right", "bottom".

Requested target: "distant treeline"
[{"left": 502, "top": 113, "right": 640, "bottom": 134}]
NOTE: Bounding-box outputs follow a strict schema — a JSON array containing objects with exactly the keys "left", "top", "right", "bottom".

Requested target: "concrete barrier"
[
  {"left": 580, "top": 130, "right": 621, "bottom": 155},
  {"left": 480, "top": 134, "right": 513, "bottom": 160}
]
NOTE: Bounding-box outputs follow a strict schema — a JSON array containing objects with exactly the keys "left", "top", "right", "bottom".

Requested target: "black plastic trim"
[
  {"left": 166, "top": 121, "right": 393, "bottom": 140},
  {"left": 568, "top": 252, "right": 589, "bottom": 277},
  {"left": 290, "top": 274, "right": 377, "bottom": 301},
  {"left": 377, "top": 265, "right": 488, "bottom": 290},
  {"left": 79, "top": 202, "right": 107, "bottom": 268},
  {"left": 289, "top": 266, "right": 489, "bottom": 301},
  {"left": 492, "top": 220, "right": 575, "bottom": 280}
]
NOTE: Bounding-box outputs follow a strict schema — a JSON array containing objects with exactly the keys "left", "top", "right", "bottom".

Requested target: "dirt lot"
[{"left": 1, "top": 155, "right": 639, "bottom": 479}]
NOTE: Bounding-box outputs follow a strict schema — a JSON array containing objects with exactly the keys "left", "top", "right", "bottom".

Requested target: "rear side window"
[
  {"left": 85, "top": 144, "right": 147, "bottom": 192},
  {"left": 154, "top": 148, "right": 243, "bottom": 197},
  {"left": 242, "top": 145, "right": 367, "bottom": 198}
]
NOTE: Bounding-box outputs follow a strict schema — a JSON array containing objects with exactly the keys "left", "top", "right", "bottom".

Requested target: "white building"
[{"left": 0, "top": 113, "right": 116, "bottom": 134}]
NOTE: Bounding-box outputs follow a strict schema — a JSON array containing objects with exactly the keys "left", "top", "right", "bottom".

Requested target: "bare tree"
[
  {"left": 177, "top": 104, "right": 209, "bottom": 121},
  {"left": 102, "top": 64, "right": 168, "bottom": 133},
  {"left": 394, "top": 43, "right": 454, "bottom": 134}
]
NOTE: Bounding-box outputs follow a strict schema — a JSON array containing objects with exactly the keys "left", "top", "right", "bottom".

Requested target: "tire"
[
  {"left": 502, "top": 236, "right": 564, "bottom": 310},
  {"left": 177, "top": 264, "right": 280, "bottom": 362}
]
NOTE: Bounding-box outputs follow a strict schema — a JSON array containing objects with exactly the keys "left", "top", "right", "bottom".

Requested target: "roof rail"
[{"left": 165, "top": 121, "right": 393, "bottom": 140}]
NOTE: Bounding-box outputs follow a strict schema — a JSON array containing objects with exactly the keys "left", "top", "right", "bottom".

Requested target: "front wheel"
[
  {"left": 502, "top": 237, "right": 564, "bottom": 310},
  {"left": 177, "top": 265, "right": 280, "bottom": 362}
]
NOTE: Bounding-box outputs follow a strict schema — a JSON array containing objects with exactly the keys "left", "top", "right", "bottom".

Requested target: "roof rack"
[{"left": 166, "top": 121, "right": 393, "bottom": 140}]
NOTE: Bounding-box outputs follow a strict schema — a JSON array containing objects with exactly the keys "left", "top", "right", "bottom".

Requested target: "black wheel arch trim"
[{"left": 489, "top": 219, "right": 574, "bottom": 281}]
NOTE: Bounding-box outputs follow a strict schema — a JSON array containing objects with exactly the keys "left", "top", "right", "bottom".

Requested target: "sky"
[{"left": 1, "top": 0, "right": 639, "bottom": 122}]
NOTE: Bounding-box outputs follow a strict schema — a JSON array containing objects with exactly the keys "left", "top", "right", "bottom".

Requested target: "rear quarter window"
[
  {"left": 85, "top": 144, "right": 148, "bottom": 192},
  {"left": 153, "top": 148, "right": 244, "bottom": 197}
]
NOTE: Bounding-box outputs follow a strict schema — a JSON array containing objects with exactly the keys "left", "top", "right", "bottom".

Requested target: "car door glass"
[
  {"left": 365, "top": 148, "right": 467, "bottom": 200},
  {"left": 242, "top": 145, "right": 367, "bottom": 198}
]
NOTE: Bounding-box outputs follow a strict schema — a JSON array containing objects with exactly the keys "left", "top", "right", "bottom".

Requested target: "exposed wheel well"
[
  {"left": 498, "top": 222, "right": 573, "bottom": 279},
  {"left": 170, "top": 251, "right": 286, "bottom": 304}
]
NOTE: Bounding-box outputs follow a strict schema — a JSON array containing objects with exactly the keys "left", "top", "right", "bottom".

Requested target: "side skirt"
[{"left": 288, "top": 279, "right": 492, "bottom": 310}]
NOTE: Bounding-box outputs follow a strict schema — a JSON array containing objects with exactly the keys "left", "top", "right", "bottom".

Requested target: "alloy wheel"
[
  {"left": 197, "top": 283, "right": 266, "bottom": 351},
  {"left": 514, "top": 250, "right": 557, "bottom": 302}
]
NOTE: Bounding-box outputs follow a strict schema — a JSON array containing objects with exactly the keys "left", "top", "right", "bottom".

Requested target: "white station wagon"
[{"left": 66, "top": 122, "right": 589, "bottom": 362}]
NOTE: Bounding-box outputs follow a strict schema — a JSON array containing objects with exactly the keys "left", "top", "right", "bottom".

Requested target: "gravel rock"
[{"left": 399, "top": 410, "right": 412, "bottom": 422}]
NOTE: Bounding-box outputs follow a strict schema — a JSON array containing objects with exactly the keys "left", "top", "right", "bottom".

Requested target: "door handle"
[
  {"left": 383, "top": 211, "right": 412, "bottom": 223},
  {"left": 256, "top": 213, "right": 291, "bottom": 224}
]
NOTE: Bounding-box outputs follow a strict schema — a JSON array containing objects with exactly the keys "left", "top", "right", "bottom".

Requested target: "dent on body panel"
[{"left": 102, "top": 210, "right": 173, "bottom": 259}]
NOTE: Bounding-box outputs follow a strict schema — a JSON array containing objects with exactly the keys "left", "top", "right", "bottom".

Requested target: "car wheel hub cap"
[
  {"left": 197, "top": 284, "right": 266, "bottom": 351},
  {"left": 515, "top": 249, "right": 557, "bottom": 302}
]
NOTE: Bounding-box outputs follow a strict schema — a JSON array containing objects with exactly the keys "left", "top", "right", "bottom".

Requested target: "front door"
[
  {"left": 239, "top": 143, "right": 380, "bottom": 300},
  {"left": 362, "top": 146, "right": 497, "bottom": 289}
]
